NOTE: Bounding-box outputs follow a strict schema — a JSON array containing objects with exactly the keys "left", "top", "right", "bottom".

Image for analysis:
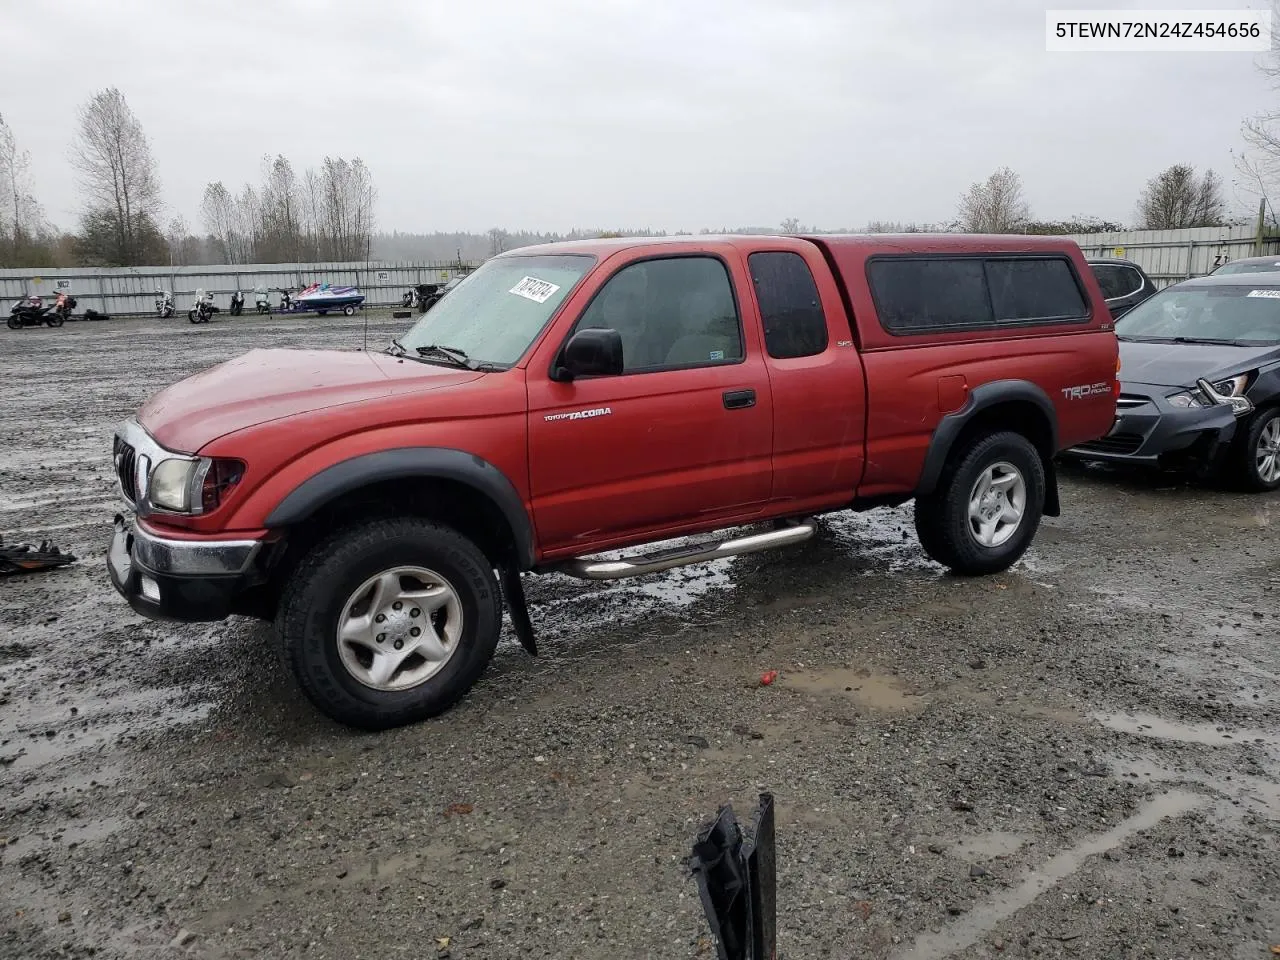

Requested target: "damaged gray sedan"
[{"left": 1066, "top": 272, "right": 1280, "bottom": 491}]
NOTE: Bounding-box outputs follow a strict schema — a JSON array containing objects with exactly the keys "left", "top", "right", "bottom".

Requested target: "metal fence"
[
  {"left": 1064, "top": 225, "right": 1278, "bottom": 287},
  {"left": 0, "top": 259, "right": 482, "bottom": 317}
]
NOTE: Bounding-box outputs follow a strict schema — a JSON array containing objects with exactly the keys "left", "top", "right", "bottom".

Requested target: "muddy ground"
[{"left": 1, "top": 311, "right": 1278, "bottom": 960}]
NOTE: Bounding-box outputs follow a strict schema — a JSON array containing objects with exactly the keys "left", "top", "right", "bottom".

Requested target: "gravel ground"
[{"left": 1, "top": 311, "right": 1278, "bottom": 960}]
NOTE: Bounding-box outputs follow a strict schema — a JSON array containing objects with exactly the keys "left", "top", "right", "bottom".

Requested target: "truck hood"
[
  {"left": 1118, "top": 339, "right": 1280, "bottom": 389},
  {"left": 139, "top": 348, "right": 483, "bottom": 452}
]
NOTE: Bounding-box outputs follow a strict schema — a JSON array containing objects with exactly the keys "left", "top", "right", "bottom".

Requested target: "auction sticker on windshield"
[
  {"left": 1246, "top": 289, "right": 1280, "bottom": 298},
  {"left": 509, "top": 276, "right": 561, "bottom": 304}
]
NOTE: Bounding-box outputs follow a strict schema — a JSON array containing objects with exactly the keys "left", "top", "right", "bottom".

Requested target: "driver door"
[{"left": 526, "top": 252, "right": 774, "bottom": 557}]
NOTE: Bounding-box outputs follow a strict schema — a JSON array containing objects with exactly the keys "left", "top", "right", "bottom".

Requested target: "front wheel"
[
  {"left": 913, "top": 431, "right": 1045, "bottom": 576},
  {"left": 1228, "top": 407, "right": 1280, "bottom": 492},
  {"left": 277, "top": 518, "right": 502, "bottom": 730},
  {"left": 6, "top": 315, "right": 20, "bottom": 330}
]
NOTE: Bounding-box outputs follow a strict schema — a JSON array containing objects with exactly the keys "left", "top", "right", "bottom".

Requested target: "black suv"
[{"left": 1087, "top": 257, "right": 1157, "bottom": 319}]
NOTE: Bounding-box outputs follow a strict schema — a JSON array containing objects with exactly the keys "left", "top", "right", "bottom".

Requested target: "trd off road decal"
[
  {"left": 1061, "top": 382, "right": 1111, "bottom": 399},
  {"left": 544, "top": 407, "right": 612, "bottom": 422},
  {"left": 509, "top": 276, "right": 561, "bottom": 304}
]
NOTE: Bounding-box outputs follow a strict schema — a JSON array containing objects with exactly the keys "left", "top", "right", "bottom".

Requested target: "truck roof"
[{"left": 498, "top": 233, "right": 1086, "bottom": 258}]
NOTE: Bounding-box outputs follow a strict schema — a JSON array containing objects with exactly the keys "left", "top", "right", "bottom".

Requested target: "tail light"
[
  {"left": 201, "top": 458, "right": 245, "bottom": 512},
  {"left": 1114, "top": 354, "right": 1122, "bottom": 397}
]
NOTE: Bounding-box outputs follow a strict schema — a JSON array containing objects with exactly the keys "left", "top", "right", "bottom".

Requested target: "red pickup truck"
[{"left": 106, "top": 234, "right": 1118, "bottom": 729}]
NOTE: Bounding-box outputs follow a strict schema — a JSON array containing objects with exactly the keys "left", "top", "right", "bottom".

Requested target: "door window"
[
  {"left": 1091, "top": 263, "right": 1145, "bottom": 300},
  {"left": 574, "top": 256, "right": 743, "bottom": 372},
  {"left": 748, "top": 251, "right": 829, "bottom": 359}
]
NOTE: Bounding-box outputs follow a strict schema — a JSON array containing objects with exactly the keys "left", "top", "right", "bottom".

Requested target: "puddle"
[
  {"left": 0, "top": 815, "right": 126, "bottom": 862},
  {"left": 780, "top": 667, "right": 930, "bottom": 712},
  {"left": 888, "top": 790, "right": 1208, "bottom": 960},
  {"left": 1103, "top": 755, "right": 1280, "bottom": 818},
  {"left": 1093, "top": 711, "right": 1280, "bottom": 750},
  {"left": 952, "top": 830, "right": 1028, "bottom": 860}
]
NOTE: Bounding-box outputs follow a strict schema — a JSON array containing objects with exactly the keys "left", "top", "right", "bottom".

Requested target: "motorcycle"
[
  {"left": 229, "top": 290, "right": 245, "bottom": 316},
  {"left": 52, "top": 292, "right": 77, "bottom": 324},
  {"left": 254, "top": 287, "right": 271, "bottom": 314},
  {"left": 188, "top": 288, "right": 216, "bottom": 324},
  {"left": 7, "top": 296, "right": 59, "bottom": 330},
  {"left": 156, "top": 290, "right": 175, "bottom": 319},
  {"left": 280, "top": 289, "right": 294, "bottom": 312}
]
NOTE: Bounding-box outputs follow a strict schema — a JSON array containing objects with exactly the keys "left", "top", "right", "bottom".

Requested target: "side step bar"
[{"left": 556, "top": 523, "right": 814, "bottom": 581}]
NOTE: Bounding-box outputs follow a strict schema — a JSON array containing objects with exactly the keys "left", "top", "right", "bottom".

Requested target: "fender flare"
[
  {"left": 264, "top": 447, "right": 536, "bottom": 569},
  {"left": 916, "top": 379, "right": 1060, "bottom": 509}
]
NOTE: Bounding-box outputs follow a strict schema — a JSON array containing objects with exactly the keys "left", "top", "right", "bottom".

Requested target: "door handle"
[{"left": 723, "top": 389, "right": 756, "bottom": 410}]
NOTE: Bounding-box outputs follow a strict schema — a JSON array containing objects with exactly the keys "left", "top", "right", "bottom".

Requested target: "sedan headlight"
[
  {"left": 1167, "top": 373, "right": 1253, "bottom": 412},
  {"left": 147, "top": 456, "right": 245, "bottom": 514}
]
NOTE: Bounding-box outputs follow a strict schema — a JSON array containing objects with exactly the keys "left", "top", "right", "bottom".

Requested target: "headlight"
[
  {"left": 147, "top": 457, "right": 245, "bottom": 514},
  {"left": 150, "top": 458, "right": 199, "bottom": 512},
  {"left": 1168, "top": 373, "right": 1252, "bottom": 411}
]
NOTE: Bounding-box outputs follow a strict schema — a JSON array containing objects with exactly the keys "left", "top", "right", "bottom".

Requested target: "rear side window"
[
  {"left": 867, "top": 255, "right": 1090, "bottom": 334},
  {"left": 1092, "top": 263, "right": 1145, "bottom": 299},
  {"left": 865, "top": 259, "right": 992, "bottom": 331},
  {"left": 748, "top": 251, "right": 829, "bottom": 359},
  {"left": 987, "top": 259, "right": 1087, "bottom": 321}
]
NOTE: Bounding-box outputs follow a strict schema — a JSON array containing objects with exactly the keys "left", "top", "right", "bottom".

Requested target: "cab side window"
[
  {"left": 575, "top": 257, "right": 743, "bottom": 373},
  {"left": 748, "top": 251, "right": 829, "bottom": 359}
]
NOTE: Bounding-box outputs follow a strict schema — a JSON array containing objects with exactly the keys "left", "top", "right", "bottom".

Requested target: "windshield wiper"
[
  {"left": 387, "top": 338, "right": 409, "bottom": 356},
  {"left": 416, "top": 343, "right": 473, "bottom": 368},
  {"left": 1170, "top": 336, "right": 1239, "bottom": 346}
]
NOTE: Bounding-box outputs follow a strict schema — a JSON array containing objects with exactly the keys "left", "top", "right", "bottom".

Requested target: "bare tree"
[
  {"left": 1233, "top": 1, "right": 1280, "bottom": 227},
  {"left": 780, "top": 217, "right": 801, "bottom": 234},
  {"left": 316, "top": 156, "right": 376, "bottom": 260},
  {"left": 258, "top": 154, "right": 303, "bottom": 261},
  {"left": 70, "top": 87, "right": 165, "bottom": 265},
  {"left": 957, "top": 167, "right": 1030, "bottom": 233},
  {"left": 1136, "top": 164, "right": 1226, "bottom": 229},
  {"left": 200, "top": 181, "right": 239, "bottom": 263},
  {"left": 0, "top": 113, "right": 50, "bottom": 264},
  {"left": 234, "top": 185, "right": 260, "bottom": 263}
]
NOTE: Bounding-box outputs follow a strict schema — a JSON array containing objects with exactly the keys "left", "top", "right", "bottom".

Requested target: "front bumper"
[
  {"left": 1065, "top": 384, "right": 1241, "bottom": 469},
  {"left": 106, "top": 513, "right": 266, "bottom": 622}
]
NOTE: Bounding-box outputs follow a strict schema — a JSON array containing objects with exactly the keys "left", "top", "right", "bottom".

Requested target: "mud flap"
[
  {"left": 1043, "top": 457, "right": 1060, "bottom": 517},
  {"left": 689, "top": 793, "right": 776, "bottom": 960},
  {"left": 499, "top": 567, "right": 537, "bottom": 656}
]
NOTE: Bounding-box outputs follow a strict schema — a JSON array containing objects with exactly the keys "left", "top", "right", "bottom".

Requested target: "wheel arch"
[
  {"left": 265, "top": 447, "right": 536, "bottom": 570},
  {"left": 916, "top": 380, "right": 1060, "bottom": 516}
]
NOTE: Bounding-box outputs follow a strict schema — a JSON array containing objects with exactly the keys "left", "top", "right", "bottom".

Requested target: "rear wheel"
[
  {"left": 277, "top": 517, "right": 502, "bottom": 730},
  {"left": 45, "top": 314, "right": 64, "bottom": 327},
  {"left": 7, "top": 315, "right": 21, "bottom": 330},
  {"left": 1228, "top": 407, "right": 1280, "bottom": 492},
  {"left": 913, "top": 431, "right": 1045, "bottom": 575}
]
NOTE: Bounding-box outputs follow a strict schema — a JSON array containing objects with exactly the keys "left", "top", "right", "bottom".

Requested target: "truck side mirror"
[{"left": 554, "top": 328, "right": 624, "bottom": 381}]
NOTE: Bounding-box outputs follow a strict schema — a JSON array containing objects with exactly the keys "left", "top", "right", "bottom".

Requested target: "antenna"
[{"left": 363, "top": 233, "right": 371, "bottom": 351}]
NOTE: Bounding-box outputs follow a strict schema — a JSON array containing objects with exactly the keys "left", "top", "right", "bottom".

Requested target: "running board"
[{"left": 556, "top": 523, "right": 814, "bottom": 581}]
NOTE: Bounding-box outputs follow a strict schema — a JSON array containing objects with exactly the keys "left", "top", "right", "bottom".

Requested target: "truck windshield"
[
  {"left": 1114, "top": 285, "right": 1280, "bottom": 345},
  {"left": 397, "top": 254, "right": 596, "bottom": 367}
]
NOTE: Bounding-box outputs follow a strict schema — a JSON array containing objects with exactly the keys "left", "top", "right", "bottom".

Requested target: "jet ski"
[{"left": 290, "top": 282, "right": 365, "bottom": 316}]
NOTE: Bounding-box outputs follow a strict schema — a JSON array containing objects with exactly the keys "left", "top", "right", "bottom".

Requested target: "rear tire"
[
  {"left": 913, "top": 431, "right": 1045, "bottom": 575},
  {"left": 277, "top": 517, "right": 502, "bottom": 730},
  {"left": 46, "top": 314, "right": 64, "bottom": 327}
]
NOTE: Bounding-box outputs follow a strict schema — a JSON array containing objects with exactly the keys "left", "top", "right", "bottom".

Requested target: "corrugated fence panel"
[
  {"left": 0, "top": 260, "right": 480, "bottom": 316},
  {"left": 1066, "top": 225, "right": 1277, "bottom": 288}
]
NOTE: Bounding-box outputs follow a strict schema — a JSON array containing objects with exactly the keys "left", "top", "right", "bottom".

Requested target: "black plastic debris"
[
  {"left": 689, "top": 792, "right": 776, "bottom": 960},
  {"left": 0, "top": 536, "right": 78, "bottom": 575}
]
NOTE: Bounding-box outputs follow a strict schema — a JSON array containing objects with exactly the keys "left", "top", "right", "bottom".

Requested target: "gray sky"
[{"left": 2, "top": 0, "right": 1277, "bottom": 233}]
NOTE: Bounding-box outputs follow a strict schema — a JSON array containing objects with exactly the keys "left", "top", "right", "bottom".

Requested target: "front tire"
[
  {"left": 913, "top": 431, "right": 1045, "bottom": 575},
  {"left": 1228, "top": 407, "right": 1280, "bottom": 492},
  {"left": 277, "top": 518, "right": 502, "bottom": 730}
]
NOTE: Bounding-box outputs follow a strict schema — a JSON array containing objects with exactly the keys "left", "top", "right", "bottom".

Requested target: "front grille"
[
  {"left": 1075, "top": 433, "right": 1144, "bottom": 455},
  {"left": 1116, "top": 393, "right": 1149, "bottom": 409},
  {"left": 114, "top": 436, "right": 138, "bottom": 502}
]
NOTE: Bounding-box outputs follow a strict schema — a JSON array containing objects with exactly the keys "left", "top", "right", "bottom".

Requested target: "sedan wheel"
[{"left": 1255, "top": 415, "right": 1280, "bottom": 486}]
